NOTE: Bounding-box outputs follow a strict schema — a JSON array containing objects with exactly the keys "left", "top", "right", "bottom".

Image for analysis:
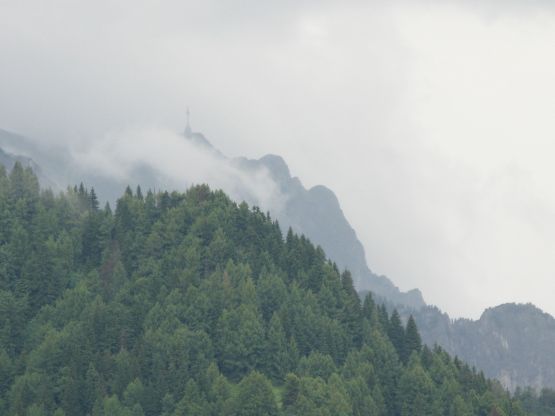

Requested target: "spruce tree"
[
  {"left": 265, "top": 313, "right": 290, "bottom": 381},
  {"left": 404, "top": 315, "right": 422, "bottom": 363},
  {"left": 388, "top": 310, "right": 405, "bottom": 361},
  {"left": 233, "top": 372, "right": 278, "bottom": 416}
]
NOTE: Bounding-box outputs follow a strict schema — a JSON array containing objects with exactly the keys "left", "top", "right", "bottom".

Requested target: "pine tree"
[
  {"left": 404, "top": 315, "right": 422, "bottom": 363},
  {"left": 216, "top": 305, "right": 265, "bottom": 380},
  {"left": 398, "top": 355, "right": 438, "bottom": 416},
  {"left": 265, "top": 313, "right": 290, "bottom": 381},
  {"left": 362, "top": 293, "right": 376, "bottom": 322},
  {"left": 233, "top": 371, "right": 278, "bottom": 416},
  {"left": 90, "top": 187, "right": 99, "bottom": 211},
  {"left": 173, "top": 379, "right": 209, "bottom": 416},
  {"left": 136, "top": 185, "right": 143, "bottom": 201},
  {"left": 283, "top": 373, "right": 301, "bottom": 408},
  {"left": 388, "top": 309, "right": 405, "bottom": 361},
  {"left": 340, "top": 270, "right": 363, "bottom": 347}
]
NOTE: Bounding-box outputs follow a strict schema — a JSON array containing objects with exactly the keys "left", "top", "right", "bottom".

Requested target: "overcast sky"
[{"left": 2, "top": 1, "right": 555, "bottom": 319}]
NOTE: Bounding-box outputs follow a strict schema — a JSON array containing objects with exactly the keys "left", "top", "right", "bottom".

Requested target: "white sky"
[{"left": 1, "top": 1, "right": 555, "bottom": 318}]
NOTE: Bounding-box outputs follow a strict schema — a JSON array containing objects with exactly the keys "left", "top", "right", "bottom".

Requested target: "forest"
[{"left": 0, "top": 162, "right": 554, "bottom": 415}]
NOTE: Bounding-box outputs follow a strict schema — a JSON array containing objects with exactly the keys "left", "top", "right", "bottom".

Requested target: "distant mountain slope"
[
  {"left": 234, "top": 154, "right": 425, "bottom": 308},
  {"left": 0, "top": 129, "right": 36, "bottom": 157},
  {"left": 452, "top": 303, "right": 555, "bottom": 392},
  {"left": 0, "top": 131, "right": 54, "bottom": 189},
  {"left": 387, "top": 301, "right": 555, "bottom": 391},
  {"left": 0, "top": 145, "right": 38, "bottom": 174}
]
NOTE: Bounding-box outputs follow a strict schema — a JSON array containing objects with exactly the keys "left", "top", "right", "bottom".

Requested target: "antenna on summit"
[{"left": 184, "top": 107, "right": 193, "bottom": 138}]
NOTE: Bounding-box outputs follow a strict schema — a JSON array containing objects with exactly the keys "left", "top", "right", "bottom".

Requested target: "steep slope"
[
  {"left": 0, "top": 130, "right": 56, "bottom": 189},
  {"left": 0, "top": 127, "right": 423, "bottom": 308},
  {"left": 389, "top": 301, "right": 555, "bottom": 392},
  {"left": 451, "top": 304, "right": 555, "bottom": 392},
  {"left": 2, "top": 126, "right": 555, "bottom": 392},
  {"left": 0, "top": 166, "right": 538, "bottom": 415},
  {"left": 234, "top": 154, "right": 425, "bottom": 308}
]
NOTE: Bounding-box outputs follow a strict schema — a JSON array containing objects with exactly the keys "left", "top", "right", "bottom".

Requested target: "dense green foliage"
[
  {"left": 0, "top": 162, "right": 547, "bottom": 415},
  {"left": 514, "top": 388, "right": 555, "bottom": 416}
]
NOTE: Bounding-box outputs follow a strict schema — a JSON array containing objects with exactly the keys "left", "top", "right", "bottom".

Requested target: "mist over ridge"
[
  {"left": 3, "top": 1, "right": 555, "bottom": 320},
  {"left": 3, "top": 0, "right": 555, "bottom": 410},
  {"left": 0, "top": 125, "right": 424, "bottom": 309}
]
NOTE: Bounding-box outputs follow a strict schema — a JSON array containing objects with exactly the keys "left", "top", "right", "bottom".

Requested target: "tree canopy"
[{"left": 0, "top": 163, "right": 551, "bottom": 415}]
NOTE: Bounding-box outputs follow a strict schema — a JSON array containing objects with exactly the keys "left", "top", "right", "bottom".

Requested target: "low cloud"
[
  {"left": 70, "top": 127, "right": 287, "bottom": 215},
  {"left": 2, "top": 1, "right": 555, "bottom": 318}
]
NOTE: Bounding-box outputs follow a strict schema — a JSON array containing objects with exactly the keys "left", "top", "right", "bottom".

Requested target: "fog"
[
  {"left": 1, "top": 1, "right": 555, "bottom": 318},
  {"left": 70, "top": 128, "right": 286, "bottom": 215}
]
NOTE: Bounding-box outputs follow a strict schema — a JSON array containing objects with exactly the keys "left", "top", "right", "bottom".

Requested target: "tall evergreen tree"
[
  {"left": 233, "top": 372, "right": 278, "bottom": 416},
  {"left": 388, "top": 309, "right": 405, "bottom": 361},
  {"left": 264, "top": 313, "right": 290, "bottom": 381},
  {"left": 404, "top": 315, "right": 422, "bottom": 363}
]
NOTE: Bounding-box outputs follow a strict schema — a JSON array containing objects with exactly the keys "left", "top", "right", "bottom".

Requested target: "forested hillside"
[
  {"left": 4, "top": 132, "right": 555, "bottom": 393},
  {"left": 0, "top": 163, "right": 552, "bottom": 415}
]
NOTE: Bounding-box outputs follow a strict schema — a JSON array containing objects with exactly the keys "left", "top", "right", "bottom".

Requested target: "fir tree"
[
  {"left": 404, "top": 315, "right": 422, "bottom": 362},
  {"left": 388, "top": 309, "right": 405, "bottom": 361}
]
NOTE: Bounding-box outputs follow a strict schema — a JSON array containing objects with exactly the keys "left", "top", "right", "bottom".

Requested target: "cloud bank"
[{"left": 70, "top": 128, "right": 287, "bottom": 216}]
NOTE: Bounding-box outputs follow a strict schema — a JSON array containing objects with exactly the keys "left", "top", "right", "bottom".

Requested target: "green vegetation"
[{"left": 0, "top": 162, "right": 552, "bottom": 415}]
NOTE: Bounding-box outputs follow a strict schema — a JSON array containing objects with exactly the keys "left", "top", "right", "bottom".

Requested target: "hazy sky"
[{"left": 1, "top": 1, "right": 555, "bottom": 319}]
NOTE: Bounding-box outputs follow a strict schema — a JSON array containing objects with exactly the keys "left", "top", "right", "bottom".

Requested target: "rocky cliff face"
[
  {"left": 390, "top": 301, "right": 555, "bottom": 391},
  {"left": 450, "top": 303, "right": 555, "bottom": 392},
  {"left": 234, "top": 154, "right": 425, "bottom": 308}
]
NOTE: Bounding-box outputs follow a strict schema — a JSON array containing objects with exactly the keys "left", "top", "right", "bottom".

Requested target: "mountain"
[
  {"left": 233, "top": 154, "right": 425, "bottom": 309},
  {"left": 455, "top": 303, "right": 555, "bottom": 392},
  {"left": 0, "top": 127, "right": 424, "bottom": 308},
  {"left": 0, "top": 129, "right": 56, "bottom": 189},
  {"left": 382, "top": 300, "right": 555, "bottom": 392},
  {"left": 1, "top": 125, "right": 554, "bottom": 392},
  {"left": 0, "top": 167, "right": 545, "bottom": 415},
  {"left": 234, "top": 144, "right": 555, "bottom": 392},
  {"left": 423, "top": 303, "right": 555, "bottom": 392},
  {"left": 0, "top": 143, "right": 40, "bottom": 180}
]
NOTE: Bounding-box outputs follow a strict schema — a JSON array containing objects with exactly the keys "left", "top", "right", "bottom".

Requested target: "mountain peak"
[
  {"left": 480, "top": 302, "right": 554, "bottom": 323},
  {"left": 182, "top": 125, "right": 223, "bottom": 158},
  {"left": 258, "top": 154, "right": 292, "bottom": 184},
  {"left": 308, "top": 185, "right": 340, "bottom": 207}
]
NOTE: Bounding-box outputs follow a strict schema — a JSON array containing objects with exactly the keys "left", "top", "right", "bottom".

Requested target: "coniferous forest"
[{"left": 1, "top": 162, "right": 555, "bottom": 416}]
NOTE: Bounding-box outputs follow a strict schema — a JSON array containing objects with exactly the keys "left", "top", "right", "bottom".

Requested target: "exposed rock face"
[
  {"left": 451, "top": 303, "right": 555, "bottom": 392},
  {"left": 390, "top": 301, "right": 555, "bottom": 391},
  {"left": 235, "top": 153, "right": 425, "bottom": 308}
]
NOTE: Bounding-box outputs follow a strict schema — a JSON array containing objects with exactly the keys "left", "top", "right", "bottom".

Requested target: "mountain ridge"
[
  {"left": 1, "top": 125, "right": 554, "bottom": 391},
  {"left": 0, "top": 127, "right": 423, "bottom": 308},
  {"left": 387, "top": 300, "right": 555, "bottom": 392},
  {"left": 232, "top": 152, "right": 425, "bottom": 308},
  {"left": 1, "top": 167, "right": 543, "bottom": 415}
]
